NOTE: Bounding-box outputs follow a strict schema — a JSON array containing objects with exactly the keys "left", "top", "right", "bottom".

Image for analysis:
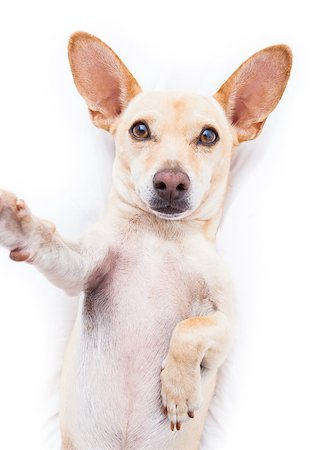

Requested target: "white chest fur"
[{"left": 60, "top": 229, "right": 223, "bottom": 449}]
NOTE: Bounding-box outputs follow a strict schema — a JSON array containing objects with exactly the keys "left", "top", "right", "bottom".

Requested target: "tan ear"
[
  {"left": 68, "top": 32, "right": 141, "bottom": 131},
  {"left": 214, "top": 45, "right": 292, "bottom": 142}
]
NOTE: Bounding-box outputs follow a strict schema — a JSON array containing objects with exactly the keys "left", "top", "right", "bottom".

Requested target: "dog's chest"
[
  {"left": 84, "top": 232, "right": 210, "bottom": 325},
  {"left": 83, "top": 234, "right": 194, "bottom": 354}
]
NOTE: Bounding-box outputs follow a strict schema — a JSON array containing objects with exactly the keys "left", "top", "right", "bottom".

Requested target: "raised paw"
[
  {"left": 0, "top": 189, "right": 33, "bottom": 252},
  {"left": 160, "top": 355, "right": 202, "bottom": 431},
  {"left": 0, "top": 189, "right": 54, "bottom": 261}
]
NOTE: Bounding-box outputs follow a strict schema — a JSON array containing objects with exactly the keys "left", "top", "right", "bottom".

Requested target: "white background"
[{"left": 0, "top": 1, "right": 320, "bottom": 449}]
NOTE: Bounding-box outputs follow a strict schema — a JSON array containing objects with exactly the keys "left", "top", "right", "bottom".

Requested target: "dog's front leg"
[
  {"left": 160, "top": 309, "right": 233, "bottom": 430},
  {"left": 0, "top": 189, "right": 107, "bottom": 295}
]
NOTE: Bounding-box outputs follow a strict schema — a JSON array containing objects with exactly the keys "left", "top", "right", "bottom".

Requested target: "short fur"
[{"left": 0, "top": 33, "right": 292, "bottom": 449}]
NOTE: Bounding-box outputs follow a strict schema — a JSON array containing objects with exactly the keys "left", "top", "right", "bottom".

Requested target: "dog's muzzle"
[{"left": 150, "top": 169, "right": 191, "bottom": 216}]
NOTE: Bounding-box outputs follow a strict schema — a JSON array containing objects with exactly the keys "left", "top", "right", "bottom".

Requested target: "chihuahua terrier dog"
[{"left": 0, "top": 33, "right": 291, "bottom": 449}]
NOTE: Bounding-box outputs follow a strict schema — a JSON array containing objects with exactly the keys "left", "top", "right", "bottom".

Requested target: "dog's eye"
[
  {"left": 130, "top": 122, "right": 150, "bottom": 140},
  {"left": 198, "top": 128, "right": 219, "bottom": 146}
]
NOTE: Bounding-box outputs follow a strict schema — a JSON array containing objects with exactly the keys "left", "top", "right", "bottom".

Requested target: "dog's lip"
[{"left": 151, "top": 205, "right": 187, "bottom": 215}]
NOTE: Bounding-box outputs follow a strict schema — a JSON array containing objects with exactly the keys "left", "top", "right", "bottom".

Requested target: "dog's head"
[{"left": 68, "top": 33, "right": 292, "bottom": 222}]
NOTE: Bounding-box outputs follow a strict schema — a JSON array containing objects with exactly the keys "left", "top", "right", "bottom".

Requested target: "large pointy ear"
[
  {"left": 68, "top": 32, "right": 141, "bottom": 131},
  {"left": 214, "top": 45, "right": 292, "bottom": 143}
]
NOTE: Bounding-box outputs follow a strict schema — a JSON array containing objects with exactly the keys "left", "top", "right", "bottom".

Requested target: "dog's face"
[
  {"left": 68, "top": 33, "right": 292, "bottom": 222},
  {"left": 112, "top": 91, "right": 234, "bottom": 220}
]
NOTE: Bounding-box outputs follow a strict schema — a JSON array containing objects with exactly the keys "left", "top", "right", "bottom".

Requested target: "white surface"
[{"left": 0, "top": 1, "right": 320, "bottom": 449}]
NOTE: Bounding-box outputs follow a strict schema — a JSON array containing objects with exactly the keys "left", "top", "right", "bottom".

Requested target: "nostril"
[
  {"left": 176, "top": 183, "right": 187, "bottom": 191},
  {"left": 155, "top": 181, "right": 166, "bottom": 190}
]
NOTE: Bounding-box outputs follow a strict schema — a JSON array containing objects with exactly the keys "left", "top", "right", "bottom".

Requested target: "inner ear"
[
  {"left": 215, "top": 45, "right": 292, "bottom": 142},
  {"left": 68, "top": 32, "right": 141, "bottom": 131}
]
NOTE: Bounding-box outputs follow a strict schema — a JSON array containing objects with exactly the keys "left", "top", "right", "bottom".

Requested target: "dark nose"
[{"left": 153, "top": 169, "right": 190, "bottom": 202}]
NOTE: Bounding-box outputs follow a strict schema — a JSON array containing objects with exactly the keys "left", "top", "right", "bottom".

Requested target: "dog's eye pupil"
[
  {"left": 199, "top": 128, "right": 218, "bottom": 145},
  {"left": 131, "top": 122, "right": 150, "bottom": 140}
]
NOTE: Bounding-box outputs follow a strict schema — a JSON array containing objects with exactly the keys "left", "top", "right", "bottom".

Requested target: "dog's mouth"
[{"left": 149, "top": 199, "right": 190, "bottom": 218}]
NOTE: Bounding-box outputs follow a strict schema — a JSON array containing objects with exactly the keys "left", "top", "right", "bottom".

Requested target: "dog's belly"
[{"left": 60, "top": 244, "right": 203, "bottom": 449}]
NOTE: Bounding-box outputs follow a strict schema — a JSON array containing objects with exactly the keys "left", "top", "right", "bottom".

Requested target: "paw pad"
[{"left": 9, "top": 248, "right": 31, "bottom": 262}]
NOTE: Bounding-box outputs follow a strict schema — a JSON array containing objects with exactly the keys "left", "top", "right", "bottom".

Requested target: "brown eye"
[
  {"left": 199, "top": 128, "right": 219, "bottom": 146},
  {"left": 130, "top": 122, "right": 150, "bottom": 140}
]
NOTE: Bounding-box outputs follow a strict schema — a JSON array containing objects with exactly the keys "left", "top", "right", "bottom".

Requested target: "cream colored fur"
[{"left": 0, "top": 33, "right": 292, "bottom": 450}]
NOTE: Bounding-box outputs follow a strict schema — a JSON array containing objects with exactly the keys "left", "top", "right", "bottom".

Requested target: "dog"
[{"left": 0, "top": 32, "right": 292, "bottom": 449}]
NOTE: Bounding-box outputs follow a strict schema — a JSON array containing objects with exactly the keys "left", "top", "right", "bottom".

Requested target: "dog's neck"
[{"left": 105, "top": 189, "right": 222, "bottom": 244}]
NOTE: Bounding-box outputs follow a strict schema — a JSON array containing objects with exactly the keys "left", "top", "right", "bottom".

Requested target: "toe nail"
[
  {"left": 16, "top": 200, "right": 24, "bottom": 211},
  {"left": 170, "top": 422, "right": 175, "bottom": 431},
  {"left": 176, "top": 421, "right": 181, "bottom": 431},
  {"left": 188, "top": 411, "right": 194, "bottom": 418}
]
